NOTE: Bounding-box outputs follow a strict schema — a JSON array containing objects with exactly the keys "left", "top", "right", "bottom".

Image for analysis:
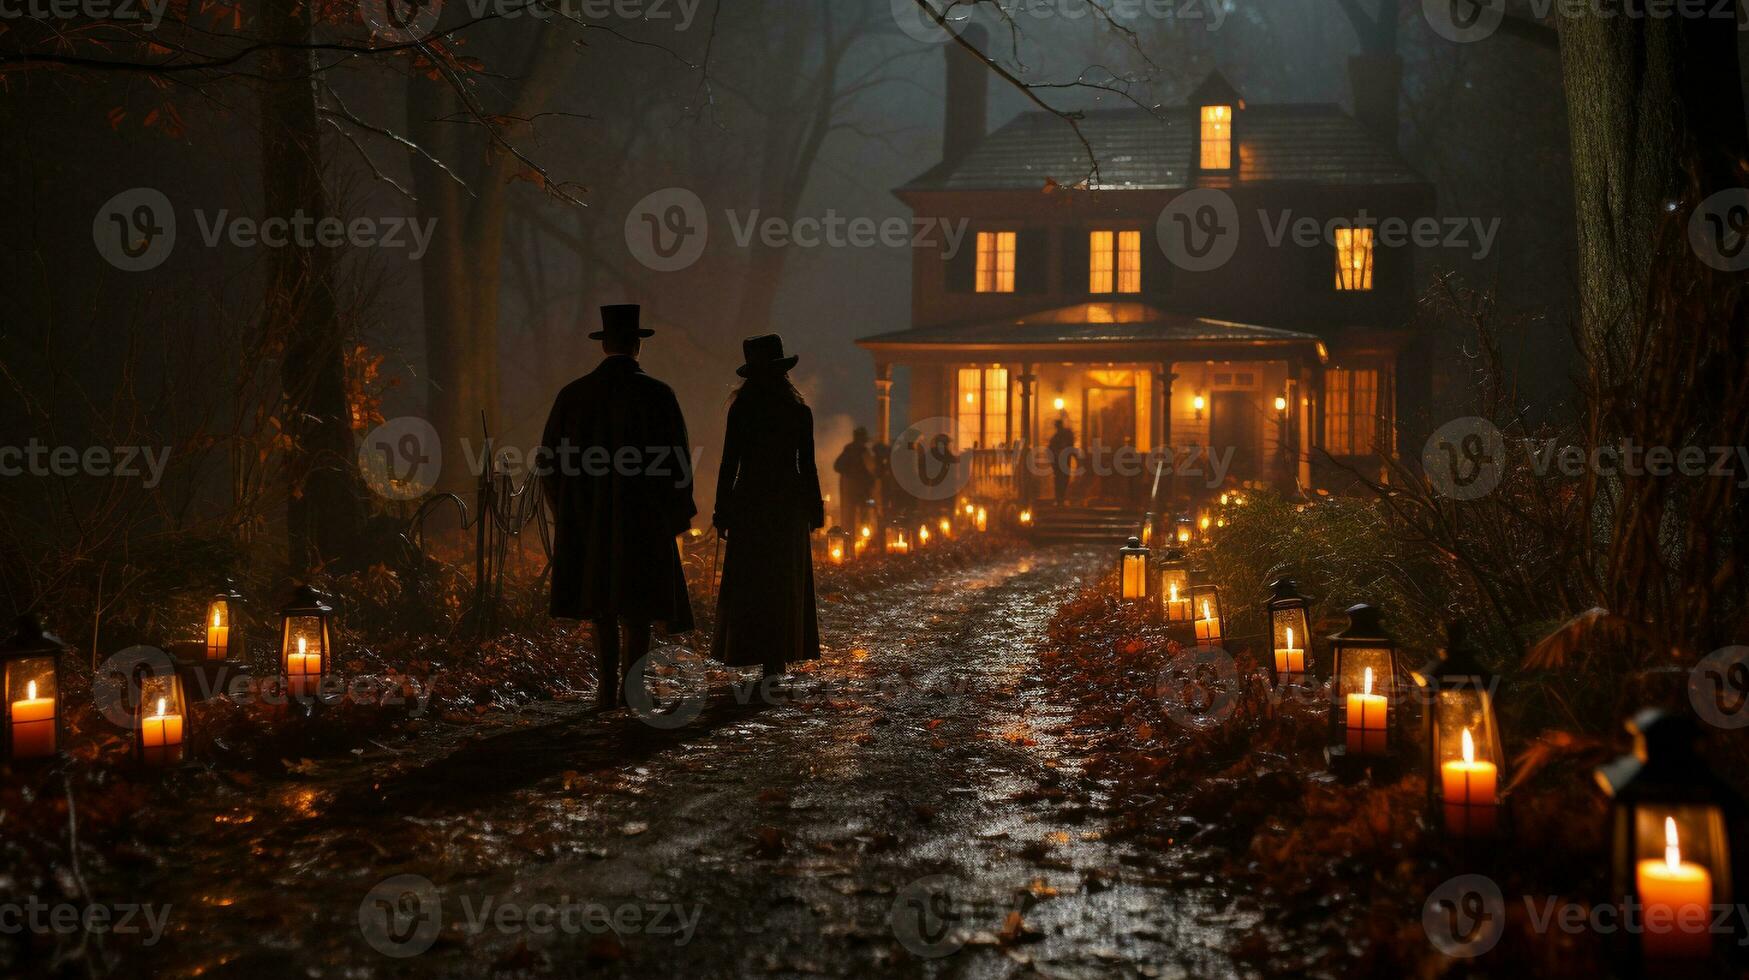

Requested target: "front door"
[
  {"left": 1083, "top": 387, "right": 1135, "bottom": 505},
  {"left": 1209, "top": 390, "right": 1261, "bottom": 481}
]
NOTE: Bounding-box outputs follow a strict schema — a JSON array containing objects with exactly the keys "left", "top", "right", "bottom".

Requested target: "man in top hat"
[
  {"left": 833, "top": 426, "right": 875, "bottom": 534},
  {"left": 540, "top": 304, "right": 696, "bottom": 710}
]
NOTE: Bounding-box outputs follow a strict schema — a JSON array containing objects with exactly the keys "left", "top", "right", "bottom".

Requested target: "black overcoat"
[
  {"left": 710, "top": 387, "right": 824, "bottom": 667},
  {"left": 541, "top": 355, "right": 696, "bottom": 630}
]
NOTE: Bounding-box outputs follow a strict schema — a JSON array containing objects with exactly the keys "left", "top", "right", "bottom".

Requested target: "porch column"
[
  {"left": 1017, "top": 367, "right": 1036, "bottom": 504},
  {"left": 874, "top": 363, "right": 893, "bottom": 445}
]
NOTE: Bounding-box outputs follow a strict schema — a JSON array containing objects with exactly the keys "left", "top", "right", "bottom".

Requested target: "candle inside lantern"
[
  {"left": 975, "top": 507, "right": 988, "bottom": 532},
  {"left": 938, "top": 517, "right": 952, "bottom": 538},
  {"left": 917, "top": 525, "right": 930, "bottom": 547},
  {"left": 1344, "top": 666, "right": 1388, "bottom": 755},
  {"left": 1636, "top": 816, "right": 1714, "bottom": 960},
  {"left": 1164, "top": 583, "right": 1192, "bottom": 622},
  {"left": 1275, "top": 626, "right": 1305, "bottom": 675},
  {"left": 140, "top": 696, "right": 185, "bottom": 765},
  {"left": 9, "top": 680, "right": 57, "bottom": 758},
  {"left": 1194, "top": 599, "right": 1221, "bottom": 643},
  {"left": 1019, "top": 509, "right": 1032, "bottom": 526},
  {"left": 206, "top": 606, "right": 230, "bottom": 661},
  {"left": 1439, "top": 727, "right": 1498, "bottom": 836},
  {"left": 829, "top": 543, "right": 844, "bottom": 563},
  {"left": 286, "top": 635, "right": 322, "bottom": 696}
]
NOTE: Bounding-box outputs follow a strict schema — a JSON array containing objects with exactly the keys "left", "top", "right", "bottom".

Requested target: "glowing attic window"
[
  {"left": 1335, "top": 227, "right": 1375, "bottom": 291},
  {"left": 1200, "top": 105, "right": 1233, "bottom": 170}
]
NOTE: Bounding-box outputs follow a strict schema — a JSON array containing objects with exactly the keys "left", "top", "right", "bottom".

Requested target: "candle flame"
[
  {"left": 26, "top": 680, "right": 36, "bottom": 701},
  {"left": 1461, "top": 727, "right": 1475, "bottom": 765},
  {"left": 1169, "top": 583, "right": 1179, "bottom": 602},
  {"left": 213, "top": 609, "right": 222, "bottom": 628},
  {"left": 1201, "top": 599, "right": 1211, "bottom": 620},
  {"left": 1362, "top": 666, "right": 1373, "bottom": 697},
  {"left": 1285, "top": 627, "right": 1294, "bottom": 649},
  {"left": 155, "top": 697, "right": 167, "bottom": 719},
  {"left": 1665, "top": 816, "right": 1683, "bottom": 872},
  {"left": 297, "top": 636, "right": 306, "bottom": 655}
]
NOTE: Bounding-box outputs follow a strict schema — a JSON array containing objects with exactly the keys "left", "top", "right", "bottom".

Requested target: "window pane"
[
  {"left": 1322, "top": 368, "right": 1381, "bottom": 454},
  {"left": 985, "top": 368, "right": 1010, "bottom": 446},
  {"left": 1352, "top": 369, "right": 1378, "bottom": 451},
  {"left": 1088, "top": 230, "right": 1114, "bottom": 294},
  {"left": 976, "top": 231, "right": 1017, "bottom": 293},
  {"left": 1116, "top": 230, "right": 1141, "bottom": 293},
  {"left": 1325, "top": 368, "right": 1351, "bottom": 453},
  {"left": 1335, "top": 227, "right": 1374, "bottom": 291},
  {"left": 1200, "top": 105, "right": 1232, "bottom": 170},
  {"left": 957, "top": 367, "right": 982, "bottom": 449}
]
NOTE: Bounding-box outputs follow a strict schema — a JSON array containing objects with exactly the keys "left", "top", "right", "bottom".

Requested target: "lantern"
[
  {"left": 1597, "top": 709, "right": 1740, "bottom": 962},
  {"left": 974, "top": 506, "right": 988, "bottom": 533},
  {"left": 855, "top": 517, "right": 875, "bottom": 558},
  {"left": 1190, "top": 584, "right": 1223, "bottom": 644},
  {"left": 1198, "top": 513, "right": 1212, "bottom": 538},
  {"left": 1327, "top": 603, "right": 1398, "bottom": 760},
  {"left": 2, "top": 617, "right": 65, "bottom": 762},
  {"left": 916, "top": 523, "right": 931, "bottom": 548},
  {"left": 937, "top": 515, "right": 953, "bottom": 540},
  {"left": 1265, "top": 577, "right": 1312, "bottom": 684},
  {"left": 1018, "top": 508, "right": 1033, "bottom": 528},
  {"left": 1159, "top": 548, "right": 1193, "bottom": 623},
  {"left": 279, "top": 585, "right": 333, "bottom": 701},
  {"left": 1140, "top": 512, "right": 1155, "bottom": 547},
  {"left": 1412, "top": 624, "right": 1505, "bottom": 837},
  {"left": 1118, "top": 537, "right": 1149, "bottom": 603},
  {"left": 204, "top": 583, "right": 246, "bottom": 663},
  {"left": 884, "top": 525, "right": 911, "bottom": 555},
  {"left": 825, "top": 526, "right": 849, "bottom": 565},
  {"left": 135, "top": 671, "right": 188, "bottom": 767},
  {"left": 1174, "top": 513, "right": 1193, "bottom": 545}
]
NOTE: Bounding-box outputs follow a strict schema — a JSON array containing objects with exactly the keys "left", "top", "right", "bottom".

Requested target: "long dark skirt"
[{"left": 711, "top": 514, "right": 821, "bottom": 668}]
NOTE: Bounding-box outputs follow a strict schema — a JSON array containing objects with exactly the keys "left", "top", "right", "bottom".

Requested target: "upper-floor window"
[
  {"left": 1199, "top": 105, "right": 1233, "bottom": 170},
  {"left": 975, "top": 231, "right": 1016, "bottom": 293},
  {"left": 1323, "top": 367, "right": 1379, "bottom": 455},
  {"left": 1334, "top": 227, "right": 1374, "bottom": 291},
  {"left": 956, "top": 366, "right": 1010, "bottom": 449},
  {"left": 1088, "top": 230, "right": 1142, "bottom": 294}
]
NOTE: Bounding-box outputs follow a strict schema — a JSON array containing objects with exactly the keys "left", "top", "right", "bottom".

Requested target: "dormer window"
[
  {"left": 1334, "top": 227, "right": 1374, "bottom": 291},
  {"left": 1199, "top": 105, "right": 1233, "bottom": 171},
  {"left": 975, "top": 231, "right": 1016, "bottom": 293},
  {"left": 1088, "top": 230, "right": 1141, "bottom": 294}
]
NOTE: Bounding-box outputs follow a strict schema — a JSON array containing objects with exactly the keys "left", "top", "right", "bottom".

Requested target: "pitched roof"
[
  {"left": 900, "top": 104, "right": 1423, "bottom": 193},
  {"left": 856, "top": 302, "right": 1324, "bottom": 351}
]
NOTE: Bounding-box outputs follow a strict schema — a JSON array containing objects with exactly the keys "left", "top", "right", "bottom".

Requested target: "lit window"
[
  {"left": 1335, "top": 227, "right": 1374, "bottom": 291},
  {"left": 975, "top": 231, "right": 1016, "bottom": 293},
  {"left": 1199, "top": 105, "right": 1232, "bottom": 170},
  {"left": 1323, "top": 368, "right": 1379, "bottom": 455},
  {"left": 1088, "top": 230, "right": 1141, "bottom": 294},
  {"left": 956, "top": 367, "right": 1010, "bottom": 449}
]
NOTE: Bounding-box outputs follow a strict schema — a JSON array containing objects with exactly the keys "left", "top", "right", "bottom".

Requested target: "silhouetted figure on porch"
[
  {"left": 1047, "top": 419, "right": 1078, "bottom": 505},
  {"left": 712, "top": 335, "right": 825, "bottom": 676},
  {"left": 833, "top": 426, "right": 875, "bottom": 533},
  {"left": 541, "top": 304, "right": 697, "bottom": 710}
]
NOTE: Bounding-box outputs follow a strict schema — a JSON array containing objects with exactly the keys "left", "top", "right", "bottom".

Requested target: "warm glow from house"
[
  {"left": 1200, "top": 105, "right": 1233, "bottom": 170},
  {"left": 1088, "top": 230, "right": 1141, "bottom": 294},
  {"left": 975, "top": 230, "right": 1016, "bottom": 293},
  {"left": 1335, "top": 227, "right": 1374, "bottom": 291}
]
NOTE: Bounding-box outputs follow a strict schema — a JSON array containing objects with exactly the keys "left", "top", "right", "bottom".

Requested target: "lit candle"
[
  {"left": 1344, "top": 666, "right": 1388, "bottom": 755},
  {"left": 829, "top": 544, "right": 844, "bottom": 563},
  {"left": 9, "top": 680, "right": 57, "bottom": 758},
  {"left": 1194, "top": 599, "right": 1221, "bottom": 643},
  {"left": 892, "top": 533, "right": 909, "bottom": 555},
  {"left": 1122, "top": 558, "right": 1146, "bottom": 600},
  {"left": 975, "top": 507, "right": 988, "bottom": 532},
  {"left": 286, "top": 635, "right": 322, "bottom": 696},
  {"left": 1019, "top": 509, "right": 1032, "bottom": 526},
  {"left": 206, "top": 607, "right": 229, "bottom": 661},
  {"left": 1439, "top": 728, "right": 1498, "bottom": 836},
  {"left": 1275, "top": 626, "right": 1305, "bottom": 675},
  {"left": 140, "top": 696, "right": 185, "bottom": 765},
  {"left": 1636, "top": 817, "right": 1714, "bottom": 959},
  {"left": 1164, "top": 583, "right": 1192, "bottom": 622},
  {"left": 938, "top": 517, "right": 952, "bottom": 538}
]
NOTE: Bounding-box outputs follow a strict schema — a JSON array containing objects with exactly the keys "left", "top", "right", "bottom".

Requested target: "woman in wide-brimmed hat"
[{"left": 710, "top": 334, "right": 824, "bottom": 674}]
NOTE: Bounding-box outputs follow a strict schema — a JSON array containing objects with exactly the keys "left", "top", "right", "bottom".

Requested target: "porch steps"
[{"left": 1028, "top": 505, "right": 1143, "bottom": 544}]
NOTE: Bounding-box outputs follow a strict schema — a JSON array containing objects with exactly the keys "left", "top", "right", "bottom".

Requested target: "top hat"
[
  {"left": 590, "top": 304, "right": 654, "bottom": 341},
  {"left": 737, "top": 334, "right": 799, "bottom": 377}
]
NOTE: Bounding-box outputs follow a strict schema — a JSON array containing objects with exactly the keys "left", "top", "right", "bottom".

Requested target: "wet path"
[{"left": 130, "top": 545, "right": 1253, "bottom": 978}]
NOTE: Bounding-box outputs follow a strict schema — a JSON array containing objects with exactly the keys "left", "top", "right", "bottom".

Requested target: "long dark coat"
[
  {"left": 710, "top": 385, "right": 824, "bottom": 667},
  {"left": 541, "top": 355, "right": 696, "bottom": 630}
]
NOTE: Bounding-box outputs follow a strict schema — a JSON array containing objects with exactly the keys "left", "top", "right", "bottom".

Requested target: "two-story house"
[{"left": 857, "top": 35, "right": 1434, "bottom": 520}]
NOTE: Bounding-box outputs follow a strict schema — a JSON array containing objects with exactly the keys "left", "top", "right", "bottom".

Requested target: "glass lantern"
[
  {"left": 974, "top": 506, "right": 988, "bottom": 533},
  {"left": 135, "top": 670, "right": 188, "bottom": 767},
  {"left": 1191, "top": 584, "right": 1223, "bottom": 645},
  {"left": 1596, "top": 709, "right": 1740, "bottom": 962},
  {"left": 1266, "top": 577, "right": 1312, "bottom": 684},
  {"left": 280, "top": 585, "right": 333, "bottom": 700},
  {"left": 1140, "top": 512, "right": 1155, "bottom": 547},
  {"left": 1018, "top": 507, "right": 1033, "bottom": 528},
  {"left": 2, "top": 617, "right": 66, "bottom": 762},
  {"left": 937, "top": 515, "right": 953, "bottom": 540},
  {"left": 204, "top": 583, "right": 246, "bottom": 662},
  {"left": 1412, "top": 624, "right": 1505, "bottom": 837},
  {"left": 1159, "top": 548, "right": 1193, "bottom": 623},
  {"left": 884, "top": 525, "right": 911, "bottom": 555},
  {"left": 825, "top": 526, "right": 849, "bottom": 565},
  {"left": 1174, "top": 513, "right": 1194, "bottom": 545},
  {"left": 1327, "top": 603, "right": 1398, "bottom": 759},
  {"left": 916, "top": 522, "right": 932, "bottom": 549},
  {"left": 1118, "top": 537, "right": 1149, "bottom": 603}
]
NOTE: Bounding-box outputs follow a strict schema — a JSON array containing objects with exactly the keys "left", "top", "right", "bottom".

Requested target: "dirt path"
[{"left": 125, "top": 545, "right": 1254, "bottom": 979}]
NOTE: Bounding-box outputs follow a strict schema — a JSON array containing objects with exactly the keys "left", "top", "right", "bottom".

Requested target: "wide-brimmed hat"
[
  {"left": 589, "top": 304, "right": 654, "bottom": 340},
  {"left": 737, "top": 334, "right": 799, "bottom": 377}
]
